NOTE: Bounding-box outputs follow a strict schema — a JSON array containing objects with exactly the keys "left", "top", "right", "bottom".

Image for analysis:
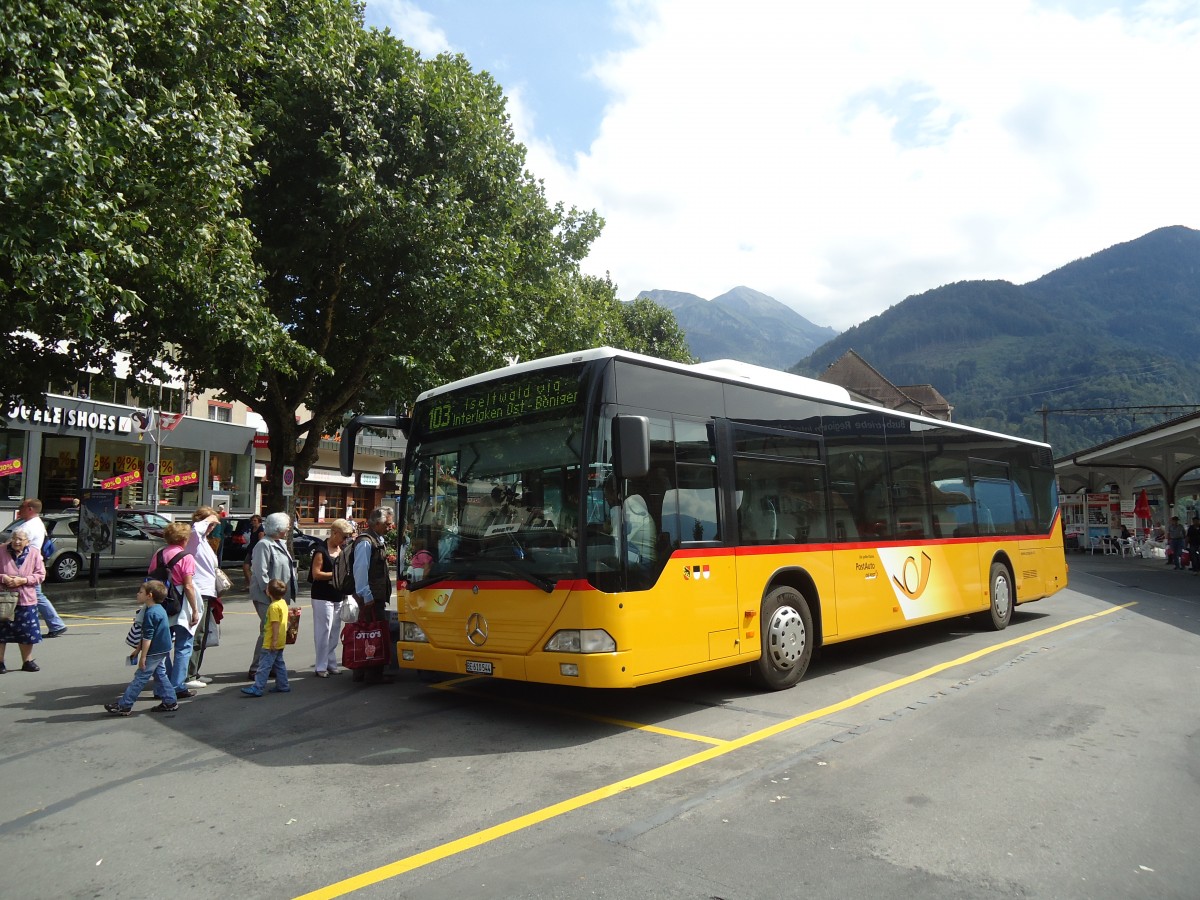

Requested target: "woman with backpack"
[
  {"left": 148, "top": 522, "right": 199, "bottom": 698},
  {"left": 308, "top": 518, "right": 354, "bottom": 678}
]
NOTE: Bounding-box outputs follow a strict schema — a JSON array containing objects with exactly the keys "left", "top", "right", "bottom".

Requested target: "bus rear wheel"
[
  {"left": 979, "top": 560, "right": 1014, "bottom": 631},
  {"left": 750, "top": 587, "right": 813, "bottom": 690}
]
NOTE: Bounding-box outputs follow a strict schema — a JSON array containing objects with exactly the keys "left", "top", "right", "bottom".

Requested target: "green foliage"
[
  {"left": 1, "top": 0, "right": 688, "bottom": 518},
  {"left": 0, "top": 0, "right": 288, "bottom": 405}
]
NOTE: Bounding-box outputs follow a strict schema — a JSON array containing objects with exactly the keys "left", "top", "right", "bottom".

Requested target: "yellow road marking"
[
  {"left": 431, "top": 679, "right": 729, "bottom": 746},
  {"left": 294, "top": 602, "right": 1132, "bottom": 900}
]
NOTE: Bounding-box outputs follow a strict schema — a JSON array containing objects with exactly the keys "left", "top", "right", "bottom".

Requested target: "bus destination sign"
[{"left": 425, "top": 371, "right": 582, "bottom": 434}]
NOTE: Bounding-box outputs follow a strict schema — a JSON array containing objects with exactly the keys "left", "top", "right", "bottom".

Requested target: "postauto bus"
[{"left": 341, "top": 348, "right": 1067, "bottom": 690}]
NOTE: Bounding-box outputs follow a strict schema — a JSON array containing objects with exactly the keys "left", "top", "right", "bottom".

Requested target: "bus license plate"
[{"left": 465, "top": 660, "right": 493, "bottom": 675}]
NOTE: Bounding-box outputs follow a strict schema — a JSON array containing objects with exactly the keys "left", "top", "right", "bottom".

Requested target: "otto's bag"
[
  {"left": 0, "top": 592, "right": 17, "bottom": 622},
  {"left": 340, "top": 619, "right": 389, "bottom": 669},
  {"left": 214, "top": 566, "right": 233, "bottom": 596},
  {"left": 338, "top": 595, "right": 360, "bottom": 624},
  {"left": 285, "top": 605, "right": 301, "bottom": 645}
]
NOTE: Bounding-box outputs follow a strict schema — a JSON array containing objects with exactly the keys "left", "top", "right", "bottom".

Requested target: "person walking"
[
  {"left": 241, "top": 578, "right": 291, "bottom": 697},
  {"left": 1187, "top": 516, "right": 1200, "bottom": 574},
  {"left": 309, "top": 518, "right": 352, "bottom": 677},
  {"left": 184, "top": 506, "right": 223, "bottom": 688},
  {"left": 147, "top": 522, "right": 200, "bottom": 699},
  {"left": 11, "top": 499, "right": 67, "bottom": 637},
  {"left": 0, "top": 527, "right": 46, "bottom": 673},
  {"left": 1168, "top": 515, "right": 1187, "bottom": 569},
  {"left": 351, "top": 506, "right": 394, "bottom": 684},
  {"left": 105, "top": 580, "right": 179, "bottom": 715},
  {"left": 247, "top": 512, "right": 296, "bottom": 680},
  {"left": 241, "top": 514, "right": 264, "bottom": 589}
]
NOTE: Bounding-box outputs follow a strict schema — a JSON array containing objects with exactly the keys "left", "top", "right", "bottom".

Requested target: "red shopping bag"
[{"left": 341, "top": 619, "right": 390, "bottom": 669}]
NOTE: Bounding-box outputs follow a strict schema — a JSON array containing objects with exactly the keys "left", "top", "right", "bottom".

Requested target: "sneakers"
[
  {"left": 104, "top": 702, "right": 133, "bottom": 716},
  {"left": 149, "top": 701, "right": 179, "bottom": 712},
  {"left": 174, "top": 690, "right": 195, "bottom": 699},
  {"left": 45, "top": 627, "right": 67, "bottom": 638},
  {"left": 185, "top": 679, "right": 206, "bottom": 689},
  {"left": 241, "top": 686, "right": 264, "bottom": 697},
  {"left": 21, "top": 660, "right": 40, "bottom": 672}
]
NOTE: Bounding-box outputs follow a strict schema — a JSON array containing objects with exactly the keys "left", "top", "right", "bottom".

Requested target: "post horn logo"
[{"left": 892, "top": 551, "right": 933, "bottom": 600}]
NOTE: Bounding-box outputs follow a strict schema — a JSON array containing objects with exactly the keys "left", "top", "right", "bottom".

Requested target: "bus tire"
[
  {"left": 750, "top": 586, "right": 813, "bottom": 690},
  {"left": 980, "top": 560, "right": 1014, "bottom": 631}
]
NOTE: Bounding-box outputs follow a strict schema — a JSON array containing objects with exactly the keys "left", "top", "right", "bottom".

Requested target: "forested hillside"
[{"left": 794, "top": 226, "right": 1200, "bottom": 455}]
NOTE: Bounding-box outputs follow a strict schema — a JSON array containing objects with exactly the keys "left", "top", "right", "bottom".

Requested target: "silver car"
[{"left": 1, "top": 512, "right": 167, "bottom": 582}]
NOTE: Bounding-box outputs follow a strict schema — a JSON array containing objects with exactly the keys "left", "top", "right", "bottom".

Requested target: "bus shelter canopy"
[{"left": 1055, "top": 410, "right": 1200, "bottom": 507}]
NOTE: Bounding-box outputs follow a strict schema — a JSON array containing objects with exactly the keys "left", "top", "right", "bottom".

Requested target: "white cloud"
[
  {"left": 517, "top": 0, "right": 1200, "bottom": 331},
  {"left": 365, "top": 0, "right": 453, "bottom": 55}
]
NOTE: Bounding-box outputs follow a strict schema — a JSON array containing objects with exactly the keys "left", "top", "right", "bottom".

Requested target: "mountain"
[
  {"left": 638, "top": 286, "right": 838, "bottom": 370},
  {"left": 792, "top": 226, "right": 1200, "bottom": 455}
]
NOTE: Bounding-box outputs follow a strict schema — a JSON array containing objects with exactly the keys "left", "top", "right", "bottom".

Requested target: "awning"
[{"left": 252, "top": 464, "right": 354, "bottom": 486}]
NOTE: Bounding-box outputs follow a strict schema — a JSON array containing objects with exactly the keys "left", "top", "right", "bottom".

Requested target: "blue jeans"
[
  {"left": 119, "top": 652, "right": 176, "bottom": 709},
  {"left": 249, "top": 648, "right": 289, "bottom": 694},
  {"left": 170, "top": 625, "right": 194, "bottom": 691},
  {"left": 36, "top": 585, "right": 65, "bottom": 632}
]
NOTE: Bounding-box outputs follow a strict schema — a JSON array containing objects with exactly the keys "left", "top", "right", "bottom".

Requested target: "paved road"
[{"left": 2, "top": 552, "right": 1199, "bottom": 899}]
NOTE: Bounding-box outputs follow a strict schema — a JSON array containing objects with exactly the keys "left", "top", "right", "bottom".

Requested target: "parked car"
[
  {"left": 222, "top": 517, "right": 322, "bottom": 563},
  {"left": 0, "top": 512, "right": 166, "bottom": 582},
  {"left": 116, "top": 509, "right": 173, "bottom": 538}
]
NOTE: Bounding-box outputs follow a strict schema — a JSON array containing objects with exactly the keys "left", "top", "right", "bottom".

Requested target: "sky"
[{"left": 363, "top": 0, "right": 1200, "bottom": 332}]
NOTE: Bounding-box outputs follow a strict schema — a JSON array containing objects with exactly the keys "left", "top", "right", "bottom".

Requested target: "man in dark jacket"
[
  {"left": 1187, "top": 516, "right": 1200, "bottom": 573},
  {"left": 352, "top": 506, "right": 394, "bottom": 683}
]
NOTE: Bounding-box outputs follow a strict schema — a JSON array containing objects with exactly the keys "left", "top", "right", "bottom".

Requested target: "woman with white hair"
[
  {"left": 247, "top": 512, "right": 296, "bottom": 680},
  {"left": 0, "top": 527, "right": 46, "bottom": 673}
]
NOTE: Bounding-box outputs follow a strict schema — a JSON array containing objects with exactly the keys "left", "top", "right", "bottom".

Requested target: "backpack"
[
  {"left": 41, "top": 534, "right": 56, "bottom": 560},
  {"left": 329, "top": 541, "right": 357, "bottom": 596},
  {"left": 149, "top": 547, "right": 193, "bottom": 618}
]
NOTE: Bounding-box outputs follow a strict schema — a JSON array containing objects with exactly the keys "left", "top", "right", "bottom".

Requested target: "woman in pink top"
[
  {"left": 148, "top": 522, "right": 199, "bottom": 698},
  {"left": 0, "top": 527, "right": 47, "bottom": 673}
]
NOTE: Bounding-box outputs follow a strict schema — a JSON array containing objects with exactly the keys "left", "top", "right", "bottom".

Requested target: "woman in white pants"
[{"left": 309, "top": 519, "right": 353, "bottom": 677}]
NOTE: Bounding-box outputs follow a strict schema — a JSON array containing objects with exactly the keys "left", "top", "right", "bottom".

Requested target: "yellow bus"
[{"left": 344, "top": 348, "right": 1067, "bottom": 690}]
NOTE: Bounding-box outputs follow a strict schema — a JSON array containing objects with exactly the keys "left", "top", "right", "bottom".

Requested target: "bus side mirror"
[
  {"left": 613, "top": 415, "right": 650, "bottom": 480},
  {"left": 339, "top": 414, "right": 409, "bottom": 476}
]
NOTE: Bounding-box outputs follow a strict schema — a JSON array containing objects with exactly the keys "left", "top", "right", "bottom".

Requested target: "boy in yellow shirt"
[{"left": 241, "top": 578, "right": 291, "bottom": 697}]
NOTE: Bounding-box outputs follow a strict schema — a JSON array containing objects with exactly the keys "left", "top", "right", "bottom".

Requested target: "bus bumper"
[{"left": 397, "top": 642, "right": 633, "bottom": 688}]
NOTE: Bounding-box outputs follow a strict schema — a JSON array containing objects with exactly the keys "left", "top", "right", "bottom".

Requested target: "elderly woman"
[
  {"left": 309, "top": 518, "right": 353, "bottom": 677},
  {"left": 247, "top": 511, "right": 295, "bottom": 680},
  {"left": 0, "top": 527, "right": 47, "bottom": 673}
]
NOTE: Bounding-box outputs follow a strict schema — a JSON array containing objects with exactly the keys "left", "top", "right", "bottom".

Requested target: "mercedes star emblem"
[{"left": 466, "top": 612, "right": 489, "bottom": 646}]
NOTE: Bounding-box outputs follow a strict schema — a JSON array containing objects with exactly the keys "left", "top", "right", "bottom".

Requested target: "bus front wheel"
[
  {"left": 750, "top": 587, "right": 813, "bottom": 690},
  {"left": 980, "top": 561, "right": 1014, "bottom": 631}
]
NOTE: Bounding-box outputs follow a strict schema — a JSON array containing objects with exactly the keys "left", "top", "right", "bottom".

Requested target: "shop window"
[
  {"left": 159, "top": 448, "right": 203, "bottom": 507},
  {"left": 294, "top": 485, "right": 317, "bottom": 522},
  {"left": 0, "top": 427, "right": 27, "bottom": 502},
  {"left": 92, "top": 440, "right": 149, "bottom": 507},
  {"left": 209, "top": 451, "right": 251, "bottom": 508}
]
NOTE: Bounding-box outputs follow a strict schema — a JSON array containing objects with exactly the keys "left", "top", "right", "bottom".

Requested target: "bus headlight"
[
  {"left": 401, "top": 621, "right": 428, "bottom": 642},
  {"left": 544, "top": 629, "right": 616, "bottom": 653}
]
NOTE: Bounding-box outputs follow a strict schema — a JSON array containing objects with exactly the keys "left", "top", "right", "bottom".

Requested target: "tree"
[
  {"left": 174, "top": 5, "right": 617, "bottom": 511},
  {"left": 0, "top": 0, "right": 289, "bottom": 406}
]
